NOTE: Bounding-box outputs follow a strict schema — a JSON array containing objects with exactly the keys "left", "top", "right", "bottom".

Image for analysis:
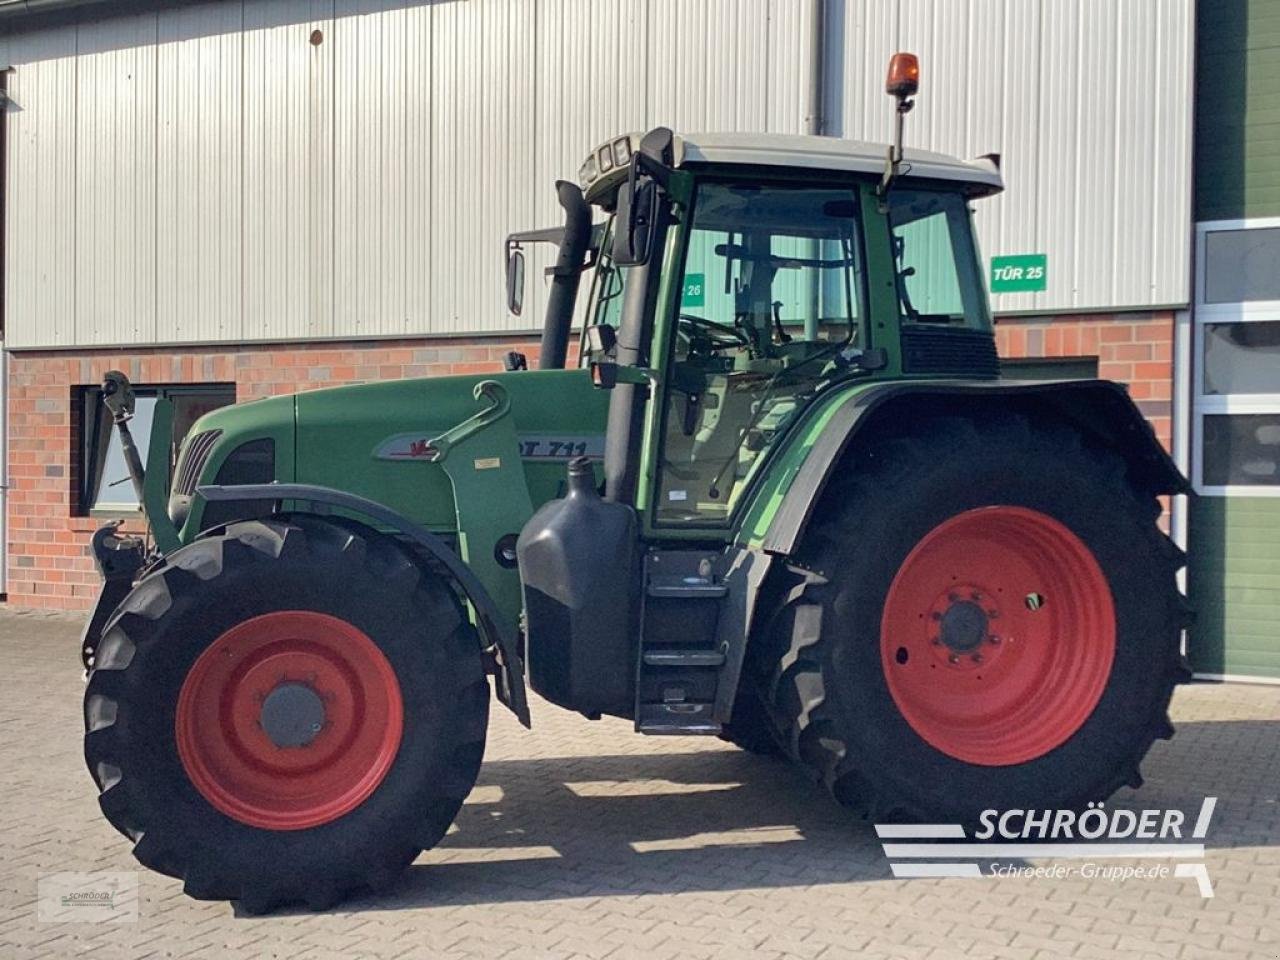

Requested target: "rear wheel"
[
  {"left": 753, "top": 414, "right": 1188, "bottom": 823},
  {"left": 84, "top": 515, "right": 489, "bottom": 912}
]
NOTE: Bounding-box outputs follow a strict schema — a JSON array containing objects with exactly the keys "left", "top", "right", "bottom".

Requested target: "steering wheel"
[{"left": 678, "top": 314, "right": 750, "bottom": 350}]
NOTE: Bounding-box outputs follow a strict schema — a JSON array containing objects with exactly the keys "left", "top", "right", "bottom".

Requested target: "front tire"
[
  {"left": 753, "top": 414, "right": 1188, "bottom": 823},
  {"left": 84, "top": 515, "right": 489, "bottom": 912}
]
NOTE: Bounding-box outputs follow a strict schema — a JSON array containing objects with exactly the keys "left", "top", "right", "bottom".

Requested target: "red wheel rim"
[
  {"left": 176, "top": 611, "right": 403, "bottom": 830},
  {"left": 880, "top": 506, "right": 1115, "bottom": 766}
]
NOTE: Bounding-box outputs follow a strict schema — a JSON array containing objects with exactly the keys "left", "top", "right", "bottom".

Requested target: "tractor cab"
[
  {"left": 516, "top": 112, "right": 1009, "bottom": 730},
  {"left": 580, "top": 130, "right": 1001, "bottom": 524},
  {"left": 505, "top": 127, "right": 1003, "bottom": 523}
]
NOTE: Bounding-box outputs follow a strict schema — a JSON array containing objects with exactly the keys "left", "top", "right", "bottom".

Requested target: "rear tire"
[
  {"left": 84, "top": 515, "right": 489, "bottom": 912},
  {"left": 752, "top": 414, "right": 1188, "bottom": 823}
]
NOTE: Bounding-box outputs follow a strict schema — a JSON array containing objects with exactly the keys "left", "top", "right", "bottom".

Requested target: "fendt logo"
[{"left": 877, "top": 797, "right": 1217, "bottom": 897}]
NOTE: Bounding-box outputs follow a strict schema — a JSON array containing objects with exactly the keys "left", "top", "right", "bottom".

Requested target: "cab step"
[
  {"left": 642, "top": 649, "right": 726, "bottom": 667},
  {"left": 637, "top": 701, "right": 720, "bottom": 735},
  {"left": 636, "top": 549, "right": 730, "bottom": 736},
  {"left": 647, "top": 581, "right": 728, "bottom": 599}
]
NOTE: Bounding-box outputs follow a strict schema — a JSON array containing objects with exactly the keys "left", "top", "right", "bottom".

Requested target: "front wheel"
[
  {"left": 84, "top": 515, "right": 489, "bottom": 912},
  {"left": 755, "top": 414, "right": 1188, "bottom": 824}
]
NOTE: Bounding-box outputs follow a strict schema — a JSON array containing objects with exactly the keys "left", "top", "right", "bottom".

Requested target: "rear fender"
[
  {"left": 714, "top": 379, "right": 1186, "bottom": 722},
  {"left": 761, "top": 378, "right": 1188, "bottom": 558}
]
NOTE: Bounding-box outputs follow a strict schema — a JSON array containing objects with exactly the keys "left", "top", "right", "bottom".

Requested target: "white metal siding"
[
  {"left": 2, "top": 0, "right": 1193, "bottom": 349},
  {"left": 830, "top": 0, "right": 1194, "bottom": 316}
]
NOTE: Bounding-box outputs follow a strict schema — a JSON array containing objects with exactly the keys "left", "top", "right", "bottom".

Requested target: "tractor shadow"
[
  {"left": 328, "top": 712, "right": 1280, "bottom": 912},
  {"left": 383, "top": 746, "right": 892, "bottom": 909}
]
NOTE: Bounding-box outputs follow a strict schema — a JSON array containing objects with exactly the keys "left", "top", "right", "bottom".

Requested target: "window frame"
[
  {"left": 1192, "top": 217, "right": 1280, "bottom": 497},
  {"left": 76, "top": 382, "right": 236, "bottom": 517}
]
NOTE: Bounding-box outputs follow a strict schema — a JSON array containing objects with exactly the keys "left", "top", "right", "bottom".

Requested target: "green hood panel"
[{"left": 293, "top": 369, "right": 609, "bottom": 532}]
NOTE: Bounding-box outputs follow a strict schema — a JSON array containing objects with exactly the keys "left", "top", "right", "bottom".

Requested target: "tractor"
[{"left": 81, "top": 55, "right": 1190, "bottom": 912}]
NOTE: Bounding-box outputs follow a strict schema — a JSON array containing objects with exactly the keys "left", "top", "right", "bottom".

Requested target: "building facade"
[
  {"left": 0, "top": 0, "right": 1272, "bottom": 680},
  {"left": 1186, "top": 0, "right": 1280, "bottom": 681}
]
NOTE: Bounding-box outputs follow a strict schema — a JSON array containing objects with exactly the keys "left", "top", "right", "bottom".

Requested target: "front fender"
[
  {"left": 197, "top": 482, "right": 531, "bottom": 728},
  {"left": 757, "top": 378, "right": 1188, "bottom": 558}
]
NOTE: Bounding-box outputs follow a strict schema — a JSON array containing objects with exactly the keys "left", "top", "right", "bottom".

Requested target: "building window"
[
  {"left": 77, "top": 383, "right": 235, "bottom": 515},
  {"left": 1193, "top": 220, "right": 1280, "bottom": 497},
  {"left": 1202, "top": 227, "right": 1280, "bottom": 304}
]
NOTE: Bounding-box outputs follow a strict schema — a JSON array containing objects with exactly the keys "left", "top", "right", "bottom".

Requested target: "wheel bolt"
[
  {"left": 971, "top": 653, "right": 983, "bottom": 664},
  {"left": 988, "top": 635, "right": 1001, "bottom": 645},
  {"left": 948, "top": 653, "right": 960, "bottom": 665},
  {"left": 948, "top": 593, "right": 959, "bottom": 603},
  {"left": 931, "top": 612, "right": 943, "bottom": 622},
  {"left": 931, "top": 636, "right": 942, "bottom": 646},
  {"left": 987, "top": 610, "right": 999, "bottom": 619}
]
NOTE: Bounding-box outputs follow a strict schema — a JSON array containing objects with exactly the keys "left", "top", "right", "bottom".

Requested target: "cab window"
[
  {"left": 655, "top": 181, "right": 865, "bottom": 525},
  {"left": 887, "top": 189, "right": 989, "bottom": 328},
  {"left": 582, "top": 220, "right": 630, "bottom": 362}
]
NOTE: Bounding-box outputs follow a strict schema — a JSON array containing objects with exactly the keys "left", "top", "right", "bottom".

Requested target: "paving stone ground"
[{"left": 1, "top": 607, "right": 1277, "bottom": 960}]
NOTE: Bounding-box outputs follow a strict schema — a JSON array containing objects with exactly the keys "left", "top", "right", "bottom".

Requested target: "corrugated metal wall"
[
  {"left": 1, "top": 0, "right": 1192, "bottom": 350},
  {"left": 829, "top": 0, "right": 1195, "bottom": 317}
]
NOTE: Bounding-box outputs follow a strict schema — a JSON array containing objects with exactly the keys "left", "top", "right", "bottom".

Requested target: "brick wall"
[
  {"left": 995, "top": 310, "right": 1175, "bottom": 451},
  {"left": 5, "top": 335, "right": 544, "bottom": 609},
  {"left": 3, "top": 311, "right": 1174, "bottom": 610}
]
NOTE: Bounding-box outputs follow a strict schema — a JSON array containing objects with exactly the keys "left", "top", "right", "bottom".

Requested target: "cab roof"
[{"left": 580, "top": 130, "right": 1004, "bottom": 203}]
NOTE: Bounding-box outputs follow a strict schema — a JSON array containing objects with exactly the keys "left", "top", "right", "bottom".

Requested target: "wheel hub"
[
  {"left": 259, "top": 682, "right": 326, "bottom": 749},
  {"left": 176, "top": 611, "right": 403, "bottom": 831},
  {"left": 921, "top": 584, "right": 1004, "bottom": 670},
  {"left": 938, "top": 599, "right": 989, "bottom": 654},
  {"left": 880, "top": 506, "right": 1116, "bottom": 767}
]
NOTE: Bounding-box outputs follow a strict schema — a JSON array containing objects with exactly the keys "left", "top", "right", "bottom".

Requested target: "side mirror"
[
  {"left": 610, "top": 175, "right": 658, "bottom": 267},
  {"left": 506, "top": 248, "right": 526, "bottom": 316}
]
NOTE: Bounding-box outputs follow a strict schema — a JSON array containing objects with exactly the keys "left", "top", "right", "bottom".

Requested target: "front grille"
[
  {"left": 173, "top": 429, "right": 222, "bottom": 496},
  {"left": 212, "top": 438, "right": 275, "bottom": 486},
  {"left": 900, "top": 326, "right": 1000, "bottom": 378},
  {"left": 198, "top": 438, "right": 277, "bottom": 531}
]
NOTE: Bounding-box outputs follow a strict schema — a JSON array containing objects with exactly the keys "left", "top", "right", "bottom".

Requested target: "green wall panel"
[
  {"left": 1196, "top": 0, "right": 1280, "bottom": 220},
  {"left": 1187, "top": 495, "right": 1280, "bottom": 678}
]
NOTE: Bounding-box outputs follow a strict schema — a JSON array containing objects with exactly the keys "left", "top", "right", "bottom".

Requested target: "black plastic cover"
[{"left": 517, "top": 457, "right": 638, "bottom": 716}]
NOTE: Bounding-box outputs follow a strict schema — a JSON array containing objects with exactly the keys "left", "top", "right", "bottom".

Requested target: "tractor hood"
[
  {"left": 292, "top": 368, "right": 609, "bottom": 532},
  {"left": 181, "top": 368, "right": 610, "bottom": 539}
]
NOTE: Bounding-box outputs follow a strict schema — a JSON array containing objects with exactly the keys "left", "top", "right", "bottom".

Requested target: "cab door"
[{"left": 642, "top": 177, "right": 871, "bottom": 538}]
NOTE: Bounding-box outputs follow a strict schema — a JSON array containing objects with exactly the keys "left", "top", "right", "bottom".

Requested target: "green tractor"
[{"left": 81, "top": 56, "right": 1189, "bottom": 912}]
